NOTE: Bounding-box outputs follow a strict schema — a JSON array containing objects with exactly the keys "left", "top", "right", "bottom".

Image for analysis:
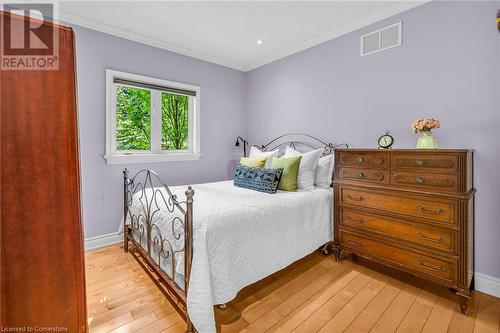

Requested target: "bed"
[{"left": 122, "top": 134, "right": 347, "bottom": 333}]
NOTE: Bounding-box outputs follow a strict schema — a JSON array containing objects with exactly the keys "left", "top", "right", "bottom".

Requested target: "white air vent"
[{"left": 361, "top": 22, "right": 402, "bottom": 56}]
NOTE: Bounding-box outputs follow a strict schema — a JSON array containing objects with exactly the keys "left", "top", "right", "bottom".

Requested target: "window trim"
[{"left": 105, "top": 69, "right": 201, "bottom": 164}]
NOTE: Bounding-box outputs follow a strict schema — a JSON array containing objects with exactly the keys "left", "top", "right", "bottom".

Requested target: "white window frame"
[{"left": 105, "top": 69, "right": 201, "bottom": 164}]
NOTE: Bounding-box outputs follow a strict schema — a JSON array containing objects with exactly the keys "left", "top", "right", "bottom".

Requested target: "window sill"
[{"left": 104, "top": 152, "right": 202, "bottom": 165}]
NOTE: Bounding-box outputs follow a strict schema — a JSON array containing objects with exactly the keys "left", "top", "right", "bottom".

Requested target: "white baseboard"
[
  {"left": 475, "top": 272, "right": 500, "bottom": 298},
  {"left": 85, "top": 232, "right": 122, "bottom": 251}
]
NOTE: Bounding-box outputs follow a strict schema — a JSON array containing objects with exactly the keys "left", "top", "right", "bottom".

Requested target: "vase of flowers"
[{"left": 411, "top": 117, "right": 440, "bottom": 149}]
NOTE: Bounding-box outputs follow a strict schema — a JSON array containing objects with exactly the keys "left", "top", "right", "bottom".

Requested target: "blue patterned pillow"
[{"left": 234, "top": 164, "right": 283, "bottom": 194}]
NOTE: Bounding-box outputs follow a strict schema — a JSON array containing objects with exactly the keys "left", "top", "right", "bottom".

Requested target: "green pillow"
[
  {"left": 271, "top": 156, "right": 302, "bottom": 191},
  {"left": 240, "top": 157, "right": 267, "bottom": 168}
]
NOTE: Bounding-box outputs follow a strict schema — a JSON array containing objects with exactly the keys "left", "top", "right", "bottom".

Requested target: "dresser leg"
[
  {"left": 457, "top": 290, "right": 471, "bottom": 314},
  {"left": 334, "top": 247, "right": 341, "bottom": 262}
]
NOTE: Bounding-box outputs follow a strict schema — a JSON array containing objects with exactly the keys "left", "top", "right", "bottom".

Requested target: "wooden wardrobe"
[{"left": 0, "top": 11, "right": 87, "bottom": 332}]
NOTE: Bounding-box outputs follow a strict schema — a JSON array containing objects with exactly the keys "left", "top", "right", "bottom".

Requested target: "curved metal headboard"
[{"left": 255, "top": 133, "right": 348, "bottom": 156}]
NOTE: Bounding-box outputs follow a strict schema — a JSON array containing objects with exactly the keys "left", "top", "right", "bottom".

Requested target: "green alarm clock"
[{"left": 378, "top": 131, "right": 394, "bottom": 149}]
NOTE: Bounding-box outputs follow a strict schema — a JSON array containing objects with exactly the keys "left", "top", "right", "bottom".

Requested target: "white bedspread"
[{"left": 130, "top": 180, "right": 332, "bottom": 333}]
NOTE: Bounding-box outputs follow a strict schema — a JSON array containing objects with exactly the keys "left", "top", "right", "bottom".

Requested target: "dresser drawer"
[
  {"left": 340, "top": 208, "right": 455, "bottom": 252},
  {"left": 339, "top": 168, "right": 389, "bottom": 184},
  {"left": 340, "top": 231, "right": 456, "bottom": 283},
  {"left": 338, "top": 152, "right": 388, "bottom": 169},
  {"left": 340, "top": 187, "right": 456, "bottom": 224},
  {"left": 391, "top": 153, "right": 458, "bottom": 174},
  {"left": 391, "top": 171, "right": 458, "bottom": 193}
]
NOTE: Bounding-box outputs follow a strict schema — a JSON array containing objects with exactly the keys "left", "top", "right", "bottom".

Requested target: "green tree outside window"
[
  {"left": 115, "top": 86, "right": 189, "bottom": 151},
  {"left": 116, "top": 86, "right": 151, "bottom": 150},
  {"left": 162, "top": 92, "right": 189, "bottom": 150}
]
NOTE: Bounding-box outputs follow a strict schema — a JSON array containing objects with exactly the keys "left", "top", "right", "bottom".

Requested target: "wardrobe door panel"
[{"left": 1, "top": 12, "right": 86, "bottom": 332}]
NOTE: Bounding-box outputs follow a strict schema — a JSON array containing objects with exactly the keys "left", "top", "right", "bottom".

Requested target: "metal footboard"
[{"left": 123, "top": 169, "right": 194, "bottom": 332}]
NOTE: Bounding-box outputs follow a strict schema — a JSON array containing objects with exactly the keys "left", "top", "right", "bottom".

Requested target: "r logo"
[{"left": 1, "top": 3, "right": 59, "bottom": 70}]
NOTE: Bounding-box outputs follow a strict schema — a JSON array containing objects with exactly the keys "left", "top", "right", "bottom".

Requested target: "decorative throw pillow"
[
  {"left": 284, "top": 147, "right": 323, "bottom": 190},
  {"left": 271, "top": 156, "right": 302, "bottom": 191},
  {"left": 249, "top": 146, "right": 280, "bottom": 168},
  {"left": 239, "top": 156, "right": 267, "bottom": 168},
  {"left": 234, "top": 164, "right": 283, "bottom": 194},
  {"left": 315, "top": 155, "right": 334, "bottom": 189}
]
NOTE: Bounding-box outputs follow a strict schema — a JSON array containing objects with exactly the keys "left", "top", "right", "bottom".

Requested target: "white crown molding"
[
  {"left": 85, "top": 231, "right": 122, "bottom": 251},
  {"left": 243, "top": 1, "right": 430, "bottom": 71},
  {"left": 59, "top": 9, "right": 247, "bottom": 71},
  {"left": 60, "top": 1, "right": 430, "bottom": 72},
  {"left": 475, "top": 272, "right": 500, "bottom": 298}
]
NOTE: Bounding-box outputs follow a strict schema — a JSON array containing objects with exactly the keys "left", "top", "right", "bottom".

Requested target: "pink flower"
[{"left": 411, "top": 117, "right": 440, "bottom": 133}]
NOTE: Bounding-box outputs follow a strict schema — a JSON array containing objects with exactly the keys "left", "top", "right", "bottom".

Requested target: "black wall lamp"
[
  {"left": 235, "top": 136, "right": 248, "bottom": 157},
  {"left": 497, "top": 9, "right": 500, "bottom": 32}
]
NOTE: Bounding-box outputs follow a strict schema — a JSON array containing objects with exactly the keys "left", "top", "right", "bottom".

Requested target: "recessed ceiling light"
[{"left": 257, "top": 39, "right": 263, "bottom": 45}]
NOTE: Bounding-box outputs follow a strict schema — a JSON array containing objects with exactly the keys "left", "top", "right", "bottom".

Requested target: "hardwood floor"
[{"left": 86, "top": 245, "right": 500, "bottom": 333}]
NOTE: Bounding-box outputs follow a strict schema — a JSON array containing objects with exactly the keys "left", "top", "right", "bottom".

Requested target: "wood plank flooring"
[{"left": 86, "top": 245, "right": 500, "bottom": 333}]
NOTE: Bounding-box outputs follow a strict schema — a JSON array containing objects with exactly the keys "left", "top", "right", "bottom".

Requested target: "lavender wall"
[
  {"left": 246, "top": 1, "right": 500, "bottom": 278},
  {"left": 74, "top": 26, "right": 246, "bottom": 239}
]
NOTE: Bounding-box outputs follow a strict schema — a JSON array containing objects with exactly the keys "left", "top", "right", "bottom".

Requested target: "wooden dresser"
[{"left": 332, "top": 149, "right": 474, "bottom": 313}]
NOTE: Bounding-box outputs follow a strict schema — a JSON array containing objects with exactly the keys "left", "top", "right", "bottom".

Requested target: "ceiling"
[{"left": 59, "top": 1, "right": 428, "bottom": 71}]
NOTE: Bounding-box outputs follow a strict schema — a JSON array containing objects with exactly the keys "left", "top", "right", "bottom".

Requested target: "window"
[{"left": 105, "top": 70, "right": 201, "bottom": 164}]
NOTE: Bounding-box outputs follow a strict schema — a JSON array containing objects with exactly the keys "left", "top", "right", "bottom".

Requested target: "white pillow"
[
  {"left": 249, "top": 146, "right": 280, "bottom": 168},
  {"left": 315, "top": 155, "right": 334, "bottom": 189},
  {"left": 284, "top": 146, "right": 322, "bottom": 190}
]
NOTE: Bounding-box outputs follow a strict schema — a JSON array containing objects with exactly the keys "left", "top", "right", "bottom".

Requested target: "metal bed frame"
[{"left": 122, "top": 133, "right": 348, "bottom": 332}]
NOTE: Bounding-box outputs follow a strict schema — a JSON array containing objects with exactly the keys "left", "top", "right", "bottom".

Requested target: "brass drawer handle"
[
  {"left": 346, "top": 194, "right": 364, "bottom": 201},
  {"left": 416, "top": 232, "right": 444, "bottom": 243},
  {"left": 357, "top": 157, "right": 364, "bottom": 163},
  {"left": 416, "top": 176, "right": 425, "bottom": 184},
  {"left": 416, "top": 205, "right": 444, "bottom": 215},
  {"left": 416, "top": 259, "right": 445, "bottom": 272},
  {"left": 346, "top": 240, "right": 364, "bottom": 248},
  {"left": 347, "top": 172, "right": 384, "bottom": 181},
  {"left": 345, "top": 216, "right": 364, "bottom": 224},
  {"left": 416, "top": 159, "right": 424, "bottom": 166}
]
